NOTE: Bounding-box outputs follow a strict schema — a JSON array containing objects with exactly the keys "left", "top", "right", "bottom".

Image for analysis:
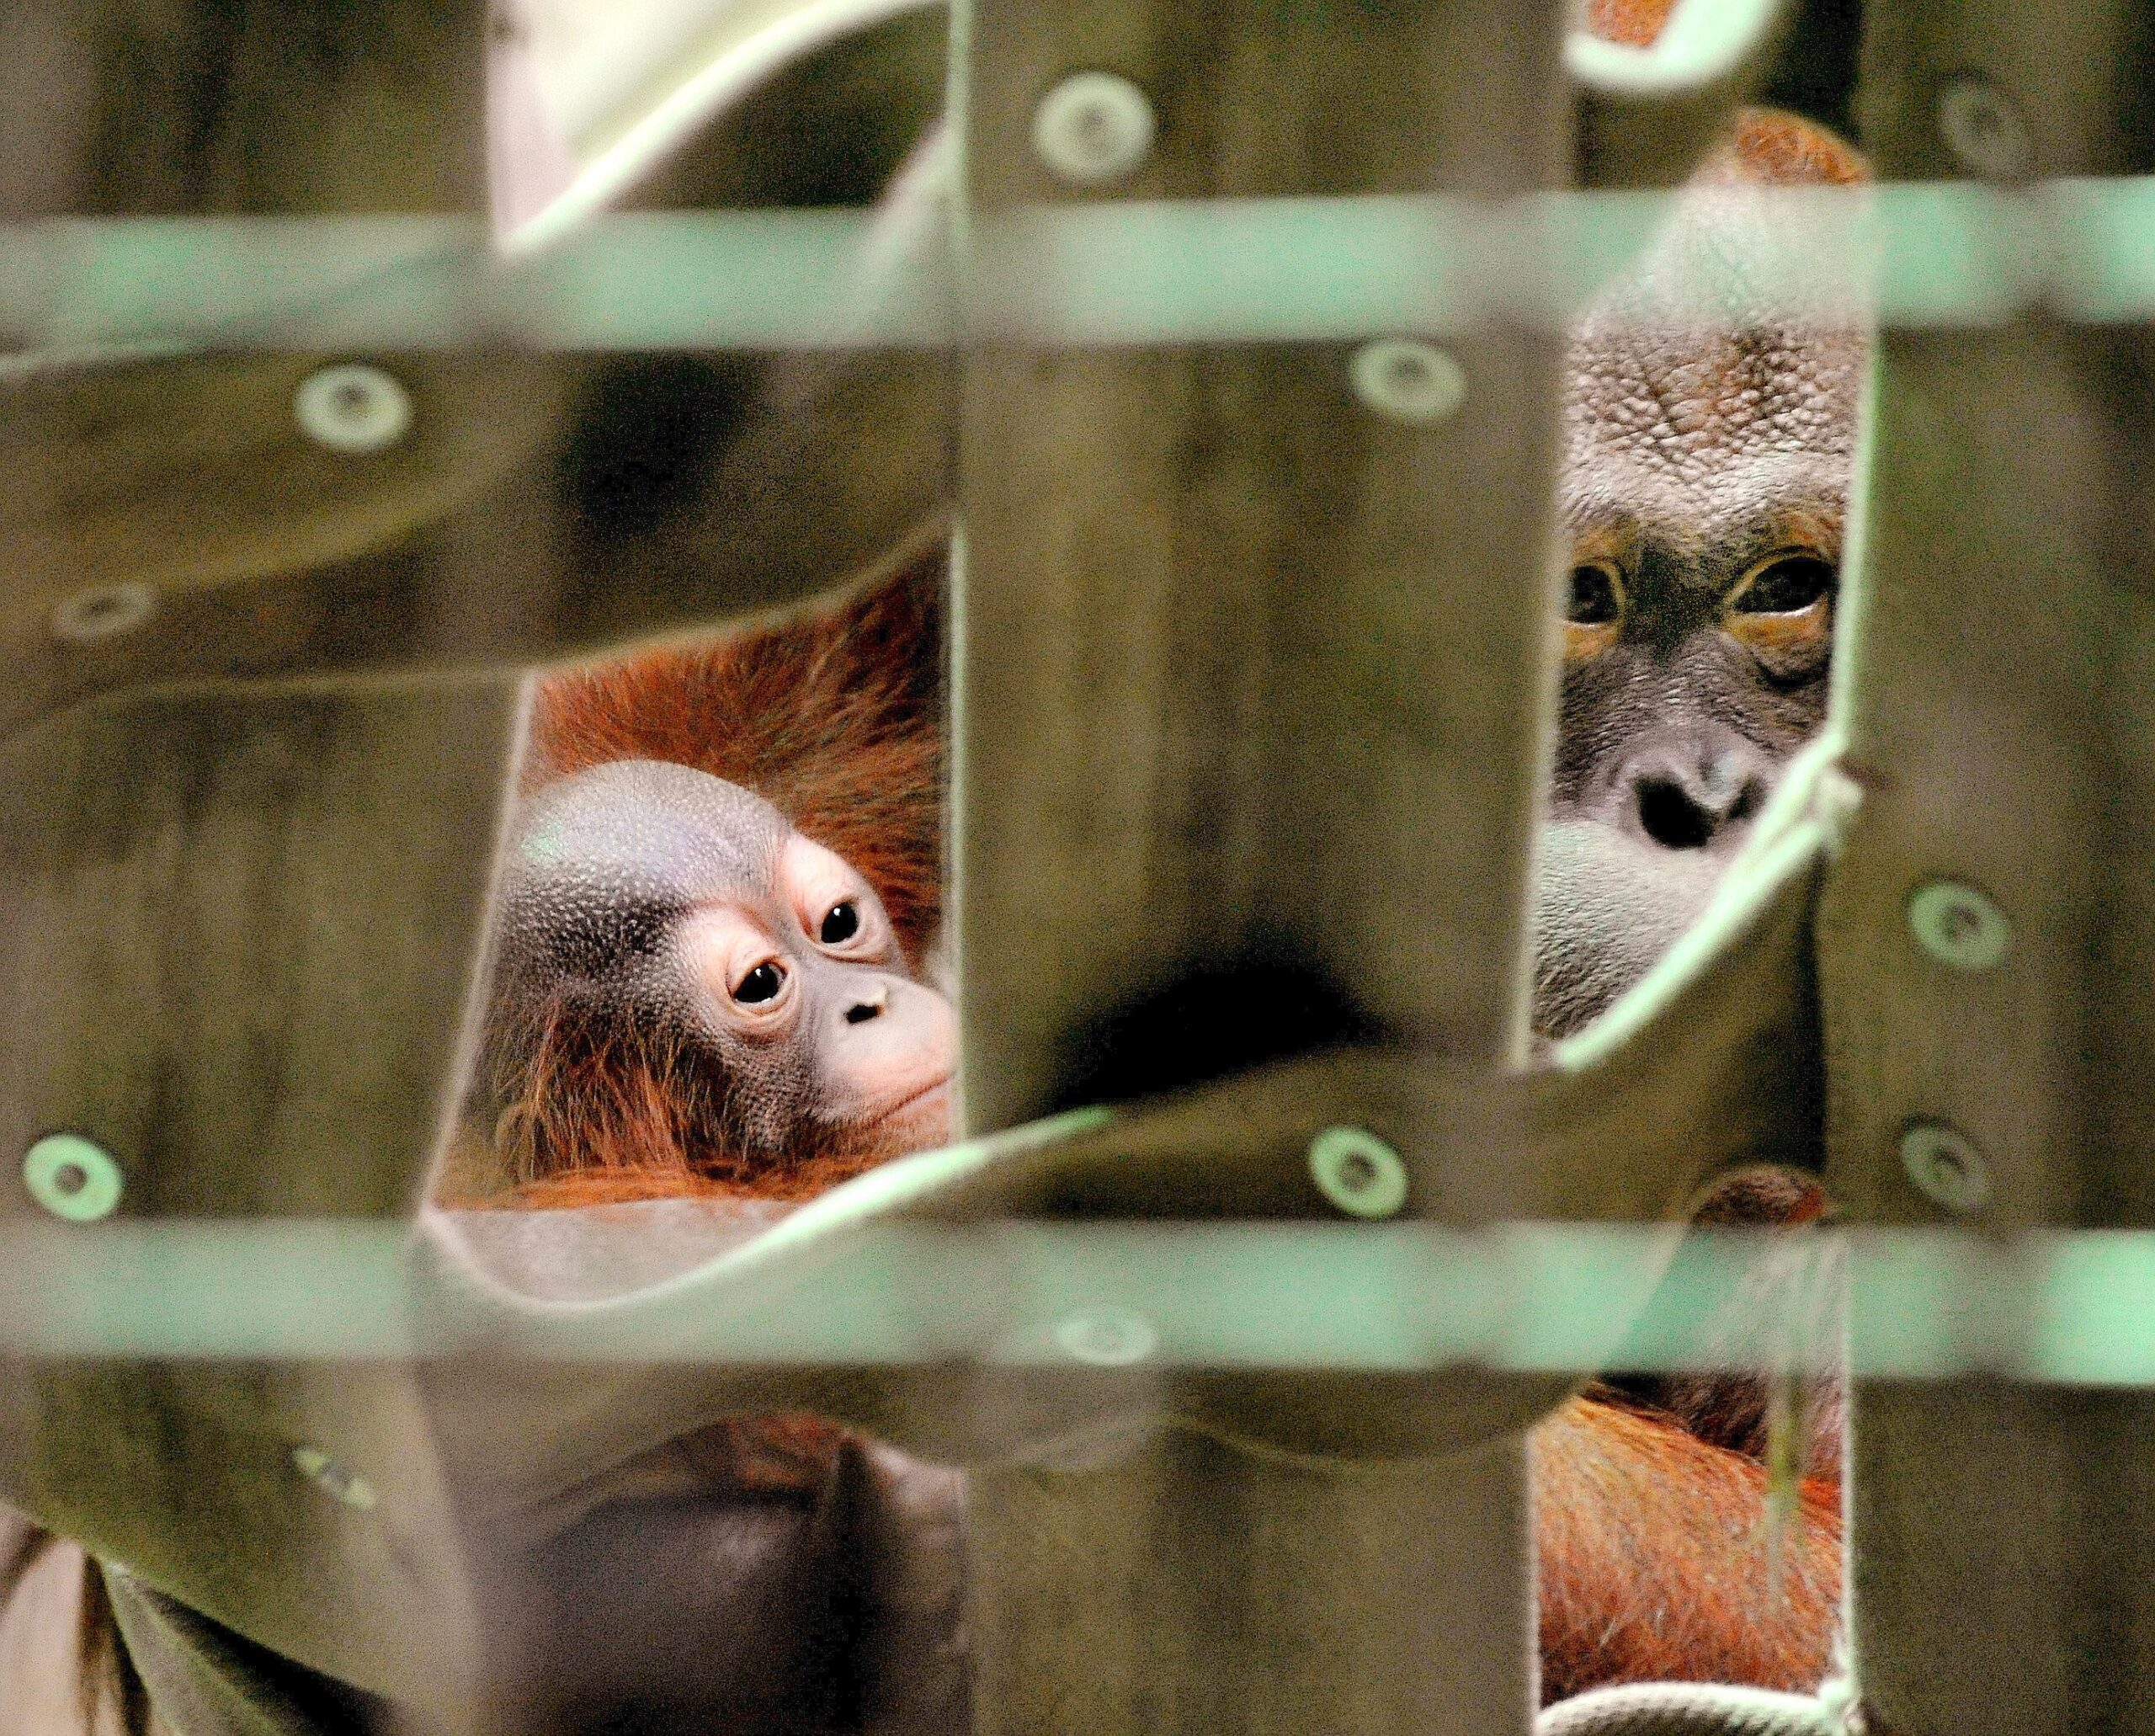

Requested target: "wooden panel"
[
  {"left": 1820, "top": 5, "right": 2155, "bottom": 1732},
  {"left": 0, "top": 346, "right": 949, "bottom": 736},
  {"left": 955, "top": 3, "right": 1567, "bottom": 1126},
  {"left": 970, "top": 1434, "right": 1530, "bottom": 1736},
  {"left": 0, "top": 3, "right": 953, "bottom": 1713},
  {"left": 0, "top": 677, "right": 519, "bottom": 1708},
  {"left": 0, "top": 0, "right": 487, "bottom": 221},
  {"left": 0, "top": 681, "right": 519, "bottom": 1217},
  {"left": 1825, "top": 326, "right": 2155, "bottom": 1736},
  {"left": 951, "top": 0, "right": 1566, "bottom": 1729}
]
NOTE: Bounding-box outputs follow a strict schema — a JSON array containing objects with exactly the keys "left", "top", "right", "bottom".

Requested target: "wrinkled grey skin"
[
  {"left": 1532, "top": 188, "right": 1867, "bottom": 1038},
  {"left": 496, "top": 758, "right": 943, "bottom": 1159},
  {"left": 503, "top": 760, "right": 790, "bottom": 1019}
]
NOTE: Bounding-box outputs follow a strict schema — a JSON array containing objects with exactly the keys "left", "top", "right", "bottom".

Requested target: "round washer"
[{"left": 23, "top": 1132, "right": 125, "bottom": 1222}]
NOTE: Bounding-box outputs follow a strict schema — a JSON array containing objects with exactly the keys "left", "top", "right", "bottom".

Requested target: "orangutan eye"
[
  {"left": 1733, "top": 556, "right": 1833, "bottom": 615},
  {"left": 819, "top": 901, "right": 860, "bottom": 945},
  {"left": 1567, "top": 562, "right": 1624, "bottom": 625},
  {"left": 732, "top": 961, "right": 785, "bottom": 1004}
]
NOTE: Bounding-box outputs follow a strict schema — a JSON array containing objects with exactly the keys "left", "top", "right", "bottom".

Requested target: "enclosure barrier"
[{"left": 1, "top": 0, "right": 2150, "bottom": 1732}]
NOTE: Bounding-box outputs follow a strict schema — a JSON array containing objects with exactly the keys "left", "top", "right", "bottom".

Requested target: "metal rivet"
[
  {"left": 51, "top": 582, "right": 157, "bottom": 644},
  {"left": 1032, "top": 72, "right": 1155, "bottom": 185},
  {"left": 1308, "top": 1125, "right": 1409, "bottom": 1219},
  {"left": 1900, "top": 1121, "right": 1991, "bottom": 1216},
  {"left": 1054, "top": 1307, "right": 1157, "bottom": 1367},
  {"left": 294, "top": 364, "right": 412, "bottom": 455},
  {"left": 1907, "top": 880, "right": 2009, "bottom": 971},
  {"left": 292, "top": 1446, "right": 378, "bottom": 1510},
  {"left": 22, "top": 1134, "right": 123, "bottom": 1223},
  {"left": 1350, "top": 339, "right": 1467, "bottom": 425},
  {"left": 1938, "top": 74, "right": 2031, "bottom": 179}
]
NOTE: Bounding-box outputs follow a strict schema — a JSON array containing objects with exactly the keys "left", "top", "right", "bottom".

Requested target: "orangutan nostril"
[{"left": 1636, "top": 778, "right": 1716, "bottom": 849}]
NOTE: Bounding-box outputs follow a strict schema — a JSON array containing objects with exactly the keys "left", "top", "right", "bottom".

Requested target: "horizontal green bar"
[
  {"left": 1, "top": 180, "right": 2151, "bottom": 354},
  {"left": 3, "top": 1219, "right": 2155, "bottom": 1383}
]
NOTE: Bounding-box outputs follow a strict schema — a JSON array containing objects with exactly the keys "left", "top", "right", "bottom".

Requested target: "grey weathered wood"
[
  {"left": 0, "top": 683, "right": 519, "bottom": 1217},
  {"left": 0, "top": 0, "right": 487, "bottom": 222},
  {"left": 970, "top": 1433, "right": 1530, "bottom": 1736},
  {"left": 951, "top": 1, "right": 1567, "bottom": 1728},
  {"left": 0, "top": 2, "right": 951, "bottom": 730},
  {"left": 1819, "top": 4, "right": 2155, "bottom": 1732},
  {"left": 955, "top": 4, "right": 1570, "bottom": 1130},
  {"left": 0, "top": 344, "right": 949, "bottom": 733},
  {"left": 0, "top": 679, "right": 520, "bottom": 1712}
]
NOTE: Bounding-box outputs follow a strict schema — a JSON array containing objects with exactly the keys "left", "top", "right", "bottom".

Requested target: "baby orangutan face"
[
  {"left": 674, "top": 825, "right": 954, "bottom": 1146},
  {"left": 488, "top": 759, "right": 955, "bottom": 1193}
]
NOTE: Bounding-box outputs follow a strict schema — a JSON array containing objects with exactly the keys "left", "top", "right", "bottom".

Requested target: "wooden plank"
[
  {"left": 1819, "top": 4, "right": 2155, "bottom": 1731},
  {"left": 955, "top": 2, "right": 1568, "bottom": 1130},
  {"left": 952, "top": 0, "right": 1567, "bottom": 1728},
  {"left": 0, "top": 677, "right": 520, "bottom": 1710},
  {"left": 0, "top": 344, "right": 949, "bottom": 736},
  {"left": 0, "top": 681, "right": 519, "bottom": 1217},
  {"left": 0, "top": 4, "right": 950, "bottom": 1714},
  {"left": 970, "top": 1435, "right": 1530, "bottom": 1736}
]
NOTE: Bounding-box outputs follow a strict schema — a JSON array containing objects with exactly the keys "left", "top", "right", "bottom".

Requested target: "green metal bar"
[
  {"left": 3, "top": 180, "right": 2153, "bottom": 354},
  {"left": 6, "top": 1217, "right": 2155, "bottom": 1381}
]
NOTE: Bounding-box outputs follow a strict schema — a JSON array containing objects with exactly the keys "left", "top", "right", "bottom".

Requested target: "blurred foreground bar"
[
  {"left": 6, "top": 178, "right": 2155, "bottom": 353},
  {"left": 5, "top": 1216, "right": 2147, "bottom": 1380}
]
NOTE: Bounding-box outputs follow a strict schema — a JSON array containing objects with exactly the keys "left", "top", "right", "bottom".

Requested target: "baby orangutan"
[
  {"left": 486, "top": 759, "right": 955, "bottom": 1201},
  {"left": 459, "top": 536, "right": 949, "bottom": 1208}
]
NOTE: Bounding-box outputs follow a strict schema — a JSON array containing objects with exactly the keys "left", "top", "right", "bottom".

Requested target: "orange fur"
[
  {"left": 484, "top": 993, "right": 906, "bottom": 1201},
  {"left": 670, "top": 1413, "right": 850, "bottom": 1496},
  {"left": 529, "top": 531, "right": 944, "bottom": 961},
  {"left": 1536, "top": 1397, "right": 1840, "bottom": 1704}
]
